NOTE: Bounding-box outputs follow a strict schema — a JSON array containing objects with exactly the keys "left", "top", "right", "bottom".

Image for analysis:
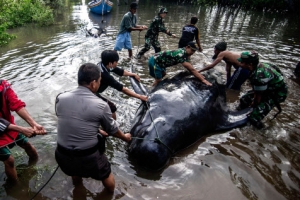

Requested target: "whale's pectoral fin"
[
  {"left": 129, "top": 64, "right": 149, "bottom": 96},
  {"left": 215, "top": 107, "right": 253, "bottom": 131}
]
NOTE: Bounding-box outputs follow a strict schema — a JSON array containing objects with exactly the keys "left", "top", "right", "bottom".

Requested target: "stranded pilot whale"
[{"left": 128, "top": 66, "right": 251, "bottom": 171}]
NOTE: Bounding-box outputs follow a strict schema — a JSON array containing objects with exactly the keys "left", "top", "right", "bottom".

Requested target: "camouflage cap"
[
  {"left": 237, "top": 51, "right": 259, "bottom": 63},
  {"left": 159, "top": 7, "right": 168, "bottom": 14}
]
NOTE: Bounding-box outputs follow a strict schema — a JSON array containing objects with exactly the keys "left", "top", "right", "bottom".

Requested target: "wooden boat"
[{"left": 88, "top": 0, "right": 113, "bottom": 15}]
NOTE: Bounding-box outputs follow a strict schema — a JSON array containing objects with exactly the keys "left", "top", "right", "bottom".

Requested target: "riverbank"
[{"left": 0, "top": 0, "right": 63, "bottom": 46}]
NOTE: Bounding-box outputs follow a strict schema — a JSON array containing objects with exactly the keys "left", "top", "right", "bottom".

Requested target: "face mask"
[{"left": 109, "top": 68, "right": 114, "bottom": 72}]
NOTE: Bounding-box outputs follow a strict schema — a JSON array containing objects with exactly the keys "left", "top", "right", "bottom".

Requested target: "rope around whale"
[
  {"left": 130, "top": 102, "right": 173, "bottom": 153},
  {"left": 129, "top": 61, "right": 173, "bottom": 153}
]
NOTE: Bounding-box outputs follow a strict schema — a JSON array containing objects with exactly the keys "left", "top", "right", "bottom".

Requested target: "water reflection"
[{"left": 0, "top": 0, "right": 300, "bottom": 199}]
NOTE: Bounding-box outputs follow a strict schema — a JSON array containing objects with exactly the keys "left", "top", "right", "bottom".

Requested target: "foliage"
[
  {"left": 0, "top": 0, "right": 62, "bottom": 46},
  {"left": 0, "top": 24, "right": 16, "bottom": 46}
]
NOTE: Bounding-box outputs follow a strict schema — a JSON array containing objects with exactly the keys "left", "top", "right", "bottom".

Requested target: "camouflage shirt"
[
  {"left": 153, "top": 48, "right": 189, "bottom": 68},
  {"left": 145, "top": 15, "right": 171, "bottom": 38},
  {"left": 250, "top": 63, "right": 285, "bottom": 91}
]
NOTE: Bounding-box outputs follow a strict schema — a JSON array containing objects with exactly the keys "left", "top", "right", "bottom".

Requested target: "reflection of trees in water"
[
  {"left": 224, "top": 135, "right": 300, "bottom": 200},
  {"left": 160, "top": 0, "right": 299, "bottom": 12}
]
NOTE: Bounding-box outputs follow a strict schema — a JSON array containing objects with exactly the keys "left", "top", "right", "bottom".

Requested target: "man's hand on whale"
[{"left": 182, "top": 61, "right": 212, "bottom": 86}]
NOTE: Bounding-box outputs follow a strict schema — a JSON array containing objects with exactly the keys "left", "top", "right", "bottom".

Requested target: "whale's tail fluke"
[{"left": 215, "top": 107, "right": 252, "bottom": 131}]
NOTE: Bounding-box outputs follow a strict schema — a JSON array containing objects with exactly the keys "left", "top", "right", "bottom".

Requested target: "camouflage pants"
[
  {"left": 138, "top": 36, "right": 161, "bottom": 55},
  {"left": 240, "top": 86, "right": 288, "bottom": 123}
]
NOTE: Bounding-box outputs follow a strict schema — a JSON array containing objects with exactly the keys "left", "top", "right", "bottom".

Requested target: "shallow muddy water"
[{"left": 0, "top": 0, "right": 299, "bottom": 199}]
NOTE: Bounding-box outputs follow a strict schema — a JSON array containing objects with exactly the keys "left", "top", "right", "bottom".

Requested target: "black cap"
[
  {"left": 215, "top": 41, "right": 227, "bottom": 51},
  {"left": 130, "top": 2, "right": 138, "bottom": 9},
  {"left": 187, "top": 41, "right": 199, "bottom": 51}
]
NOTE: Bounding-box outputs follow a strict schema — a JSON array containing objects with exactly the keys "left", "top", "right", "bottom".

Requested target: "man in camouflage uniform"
[
  {"left": 238, "top": 51, "right": 288, "bottom": 129},
  {"left": 136, "top": 7, "right": 176, "bottom": 59},
  {"left": 148, "top": 41, "right": 212, "bottom": 86}
]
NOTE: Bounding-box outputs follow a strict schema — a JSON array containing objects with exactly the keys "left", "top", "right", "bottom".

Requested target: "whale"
[{"left": 128, "top": 66, "right": 251, "bottom": 171}]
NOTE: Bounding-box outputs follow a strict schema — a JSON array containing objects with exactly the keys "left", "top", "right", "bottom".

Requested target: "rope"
[
  {"left": 128, "top": 63, "right": 173, "bottom": 153},
  {"left": 101, "top": 0, "right": 104, "bottom": 19},
  {"left": 143, "top": 102, "right": 173, "bottom": 153},
  {"left": 131, "top": 137, "right": 155, "bottom": 141},
  {"left": 0, "top": 137, "right": 27, "bottom": 149},
  {"left": 202, "top": 52, "right": 210, "bottom": 60},
  {"left": 135, "top": 31, "right": 141, "bottom": 57},
  {"left": 29, "top": 165, "right": 59, "bottom": 200},
  {"left": 0, "top": 132, "right": 59, "bottom": 199}
]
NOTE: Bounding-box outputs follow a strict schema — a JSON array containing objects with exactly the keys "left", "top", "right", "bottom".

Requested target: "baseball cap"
[
  {"left": 187, "top": 41, "right": 199, "bottom": 51},
  {"left": 237, "top": 51, "right": 259, "bottom": 63},
  {"left": 214, "top": 41, "right": 227, "bottom": 51},
  {"left": 159, "top": 7, "right": 168, "bottom": 14},
  {"left": 130, "top": 2, "right": 138, "bottom": 9}
]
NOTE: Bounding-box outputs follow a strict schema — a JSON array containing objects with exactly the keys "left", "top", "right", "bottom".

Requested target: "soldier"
[
  {"left": 135, "top": 7, "right": 176, "bottom": 59},
  {"left": 238, "top": 51, "right": 288, "bottom": 129},
  {"left": 148, "top": 41, "right": 211, "bottom": 86}
]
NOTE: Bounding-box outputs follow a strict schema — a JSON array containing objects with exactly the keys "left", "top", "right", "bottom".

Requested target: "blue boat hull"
[{"left": 88, "top": 0, "right": 113, "bottom": 15}]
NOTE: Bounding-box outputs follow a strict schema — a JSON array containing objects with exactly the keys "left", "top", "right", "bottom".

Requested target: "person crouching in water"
[
  {"left": 238, "top": 51, "right": 288, "bottom": 129},
  {"left": 199, "top": 41, "right": 250, "bottom": 90},
  {"left": 148, "top": 41, "right": 212, "bottom": 86},
  {"left": 97, "top": 50, "right": 148, "bottom": 119}
]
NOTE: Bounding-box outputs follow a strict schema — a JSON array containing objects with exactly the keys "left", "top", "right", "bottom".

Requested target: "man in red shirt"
[{"left": 0, "top": 80, "right": 46, "bottom": 182}]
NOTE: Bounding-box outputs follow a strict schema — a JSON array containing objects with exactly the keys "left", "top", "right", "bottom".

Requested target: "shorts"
[
  {"left": 55, "top": 147, "right": 111, "bottom": 181},
  {"left": 0, "top": 133, "right": 28, "bottom": 161},
  {"left": 148, "top": 56, "right": 166, "bottom": 80},
  {"left": 226, "top": 67, "right": 250, "bottom": 90},
  {"left": 98, "top": 95, "right": 117, "bottom": 113},
  {"left": 114, "top": 32, "right": 132, "bottom": 51}
]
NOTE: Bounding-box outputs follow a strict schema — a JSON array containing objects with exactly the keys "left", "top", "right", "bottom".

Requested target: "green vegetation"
[{"left": 0, "top": 0, "right": 63, "bottom": 46}]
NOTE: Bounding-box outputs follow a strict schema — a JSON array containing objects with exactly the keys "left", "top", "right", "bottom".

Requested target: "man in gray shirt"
[{"left": 55, "top": 63, "right": 131, "bottom": 193}]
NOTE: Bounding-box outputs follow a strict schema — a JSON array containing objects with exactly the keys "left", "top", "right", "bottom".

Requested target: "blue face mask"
[{"left": 109, "top": 68, "right": 114, "bottom": 72}]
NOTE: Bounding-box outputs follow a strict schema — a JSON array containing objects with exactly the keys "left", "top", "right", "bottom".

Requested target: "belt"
[{"left": 57, "top": 143, "right": 98, "bottom": 157}]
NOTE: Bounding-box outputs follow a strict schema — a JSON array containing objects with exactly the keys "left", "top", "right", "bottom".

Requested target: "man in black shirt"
[
  {"left": 178, "top": 16, "right": 203, "bottom": 52},
  {"left": 97, "top": 50, "right": 148, "bottom": 119}
]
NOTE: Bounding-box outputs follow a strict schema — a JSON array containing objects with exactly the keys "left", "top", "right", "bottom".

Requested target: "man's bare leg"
[
  {"left": 128, "top": 50, "right": 133, "bottom": 59},
  {"left": 152, "top": 78, "right": 162, "bottom": 87},
  {"left": 72, "top": 176, "right": 83, "bottom": 186},
  {"left": 4, "top": 156, "right": 18, "bottom": 181},
  {"left": 102, "top": 172, "right": 115, "bottom": 193},
  {"left": 112, "top": 112, "right": 116, "bottom": 120}
]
